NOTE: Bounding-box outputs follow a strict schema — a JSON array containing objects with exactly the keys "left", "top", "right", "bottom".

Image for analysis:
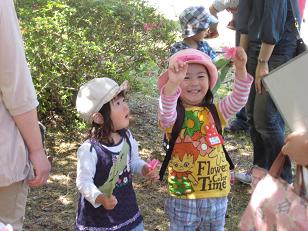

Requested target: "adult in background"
[
  {"left": 208, "top": 0, "right": 239, "bottom": 38},
  {"left": 236, "top": 0, "right": 301, "bottom": 184},
  {"left": 0, "top": 0, "right": 51, "bottom": 230},
  {"left": 208, "top": 0, "right": 250, "bottom": 132}
]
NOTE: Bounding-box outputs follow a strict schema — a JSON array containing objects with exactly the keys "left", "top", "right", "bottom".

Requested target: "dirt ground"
[{"left": 24, "top": 89, "right": 253, "bottom": 231}]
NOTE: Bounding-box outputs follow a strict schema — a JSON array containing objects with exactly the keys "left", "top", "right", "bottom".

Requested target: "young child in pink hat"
[{"left": 158, "top": 48, "right": 253, "bottom": 230}]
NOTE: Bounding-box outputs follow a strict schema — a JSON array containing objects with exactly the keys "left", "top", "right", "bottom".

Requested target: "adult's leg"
[
  {"left": 234, "top": 47, "right": 259, "bottom": 184},
  {"left": 225, "top": 13, "right": 250, "bottom": 132},
  {"left": 253, "top": 53, "right": 293, "bottom": 183},
  {"left": 0, "top": 181, "right": 29, "bottom": 231},
  {"left": 245, "top": 43, "right": 268, "bottom": 168}
]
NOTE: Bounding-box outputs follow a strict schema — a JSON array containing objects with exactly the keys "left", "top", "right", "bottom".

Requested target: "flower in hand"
[
  {"left": 222, "top": 46, "right": 237, "bottom": 60},
  {"left": 142, "top": 160, "right": 160, "bottom": 181},
  {"left": 147, "top": 159, "right": 160, "bottom": 170}
]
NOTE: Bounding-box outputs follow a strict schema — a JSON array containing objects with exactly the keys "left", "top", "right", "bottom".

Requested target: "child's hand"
[
  {"left": 96, "top": 194, "right": 118, "bottom": 210},
  {"left": 233, "top": 47, "right": 248, "bottom": 78},
  {"left": 164, "top": 59, "right": 188, "bottom": 95},
  {"left": 142, "top": 164, "right": 159, "bottom": 181}
]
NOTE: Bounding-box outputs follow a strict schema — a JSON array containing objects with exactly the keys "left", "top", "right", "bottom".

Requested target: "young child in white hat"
[
  {"left": 75, "top": 78, "right": 159, "bottom": 231},
  {"left": 158, "top": 47, "right": 252, "bottom": 230}
]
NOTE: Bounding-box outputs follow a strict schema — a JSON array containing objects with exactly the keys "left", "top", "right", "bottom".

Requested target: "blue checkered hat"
[{"left": 179, "top": 6, "right": 218, "bottom": 38}]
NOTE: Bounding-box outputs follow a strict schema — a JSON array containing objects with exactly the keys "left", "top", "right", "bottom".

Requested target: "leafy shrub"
[{"left": 15, "top": 0, "right": 177, "bottom": 125}]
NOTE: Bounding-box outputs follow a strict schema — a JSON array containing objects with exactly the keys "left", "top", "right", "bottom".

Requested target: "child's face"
[
  {"left": 191, "top": 29, "right": 209, "bottom": 41},
  {"left": 110, "top": 95, "right": 130, "bottom": 131},
  {"left": 180, "top": 63, "right": 209, "bottom": 107}
]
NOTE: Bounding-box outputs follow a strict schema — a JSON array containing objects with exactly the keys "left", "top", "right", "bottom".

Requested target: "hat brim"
[
  {"left": 92, "top": 80, "right": 129, "bottom": 118},
  {"left": 181, "top": 14, "right": 219, "bottom": 38},
  {"left": 158, "top": 58, "right": 217, "bottom": 91}
]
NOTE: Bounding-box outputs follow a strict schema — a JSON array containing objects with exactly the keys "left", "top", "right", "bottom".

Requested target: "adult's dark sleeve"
[
  {"left": 260, "top": 0, "right": 288, "bottom": 44},
  {"left": 237, "top": 0, "right": 252, "bottom": 35}
]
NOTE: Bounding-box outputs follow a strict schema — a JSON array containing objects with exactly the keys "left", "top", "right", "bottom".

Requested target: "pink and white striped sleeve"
[
  {"left": 158, "top": 86, "right": 181, "bottom": 128},
  {"left": 218, "top": 73, "right": 253, "bottom": 121}
]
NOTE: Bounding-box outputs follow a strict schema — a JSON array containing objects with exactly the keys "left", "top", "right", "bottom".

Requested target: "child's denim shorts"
[{"left": 165, "top": 197, "right": 228, "bottom": 231}]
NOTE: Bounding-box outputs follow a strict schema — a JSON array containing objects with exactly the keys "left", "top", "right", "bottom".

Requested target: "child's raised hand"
[
  {"left": 233, "top": 47, "right": 247, "bottom": 75},
  {"left": 164, "top": 59, "right": 188, "bottom": 95},
  {"left": 96, "top": 194, "right": 118, "bottom": 210}
]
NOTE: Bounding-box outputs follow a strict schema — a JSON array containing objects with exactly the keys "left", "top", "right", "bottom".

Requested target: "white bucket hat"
[{"left": 76, "top": 78, "right": 128, "bottom": 123}]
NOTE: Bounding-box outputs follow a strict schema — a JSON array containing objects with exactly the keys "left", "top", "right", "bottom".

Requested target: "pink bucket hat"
[{"left": 158, "top": 49, "right": 218, "bottom": 91}]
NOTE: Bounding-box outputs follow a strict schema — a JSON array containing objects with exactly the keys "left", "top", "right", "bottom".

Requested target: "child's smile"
[{"left": 180, "top": 63, "right": 210, "bottom": 107}]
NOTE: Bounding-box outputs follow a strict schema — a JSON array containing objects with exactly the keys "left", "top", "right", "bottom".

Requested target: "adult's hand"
[
  {"left": 13, "top": 108, "right": 51, "bottom": 187},
  {"left": 255, "top": 62, "right": 269, "bottom": 94},
  {"left": 282, "top": 131, "right": 308, "bottom": 166},
  {"left": 255, "top": 42, "right": 274, "bottom": 94},
  {"left": 27, "top": 149, "right": 51, "bottom": 187}
]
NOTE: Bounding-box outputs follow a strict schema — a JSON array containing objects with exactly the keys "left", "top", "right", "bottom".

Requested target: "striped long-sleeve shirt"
[{"left": 158, "top": 73, "right": 253, "bottom": 129}]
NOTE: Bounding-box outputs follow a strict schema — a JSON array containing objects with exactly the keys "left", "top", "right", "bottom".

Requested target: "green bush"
[{"left": 15, "top": 0, "right": 177, "bottom": 125}]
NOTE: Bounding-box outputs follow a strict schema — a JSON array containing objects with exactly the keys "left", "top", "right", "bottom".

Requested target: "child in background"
[
  {"left": 170, "top": 6, "right": 219, "bottom": 62},
  {"left": 158, "top": 48, "right": 252, "bottom": 230},
  {"left": 75, "top": 78, "right": 159, "bottom": 231}
]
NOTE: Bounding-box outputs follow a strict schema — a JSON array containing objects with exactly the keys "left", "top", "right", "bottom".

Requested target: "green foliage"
[
  {"left": 15, "top": 0, "right": 177, "bottom": 125},
  {"left": 213, "top": 58, "right": 231, "bottom": 94}
]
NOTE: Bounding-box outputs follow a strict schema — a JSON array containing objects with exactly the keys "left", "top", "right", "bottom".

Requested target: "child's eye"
[
  {"left": 121, "top": 98, "right": 127, "bottom": 104},
  {"left": 198, "top": 75, "right": 206, "bottom": 79},
  {"left": 184, "top": 76, "right": 190, "bottom": 80}
]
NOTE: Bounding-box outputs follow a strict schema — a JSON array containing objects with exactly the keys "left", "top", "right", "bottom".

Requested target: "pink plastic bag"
[{"left": 239, "top": 152, "right": 308, "bottom": 231}]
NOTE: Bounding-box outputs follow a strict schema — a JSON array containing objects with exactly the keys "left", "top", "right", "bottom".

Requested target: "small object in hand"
[
  {"left": 147, "top": 159, "right": 160, "bottom": 170},
  {"left": 222, "top": 46, "right": 237, "bottom": 60}
]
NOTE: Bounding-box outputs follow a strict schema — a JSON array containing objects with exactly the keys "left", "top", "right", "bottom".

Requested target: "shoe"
[
  {"left": 235, "top": 171, "right": 252, "bottom": 185},
  {"left": 224, "top": 119, "right": 249, "bottom": 132},
  {"left": 205, "top": 30, "right": 219, "bottom": 39},
  {"left": 227, "top": 20, "right": 236, "bottom": 31}
]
